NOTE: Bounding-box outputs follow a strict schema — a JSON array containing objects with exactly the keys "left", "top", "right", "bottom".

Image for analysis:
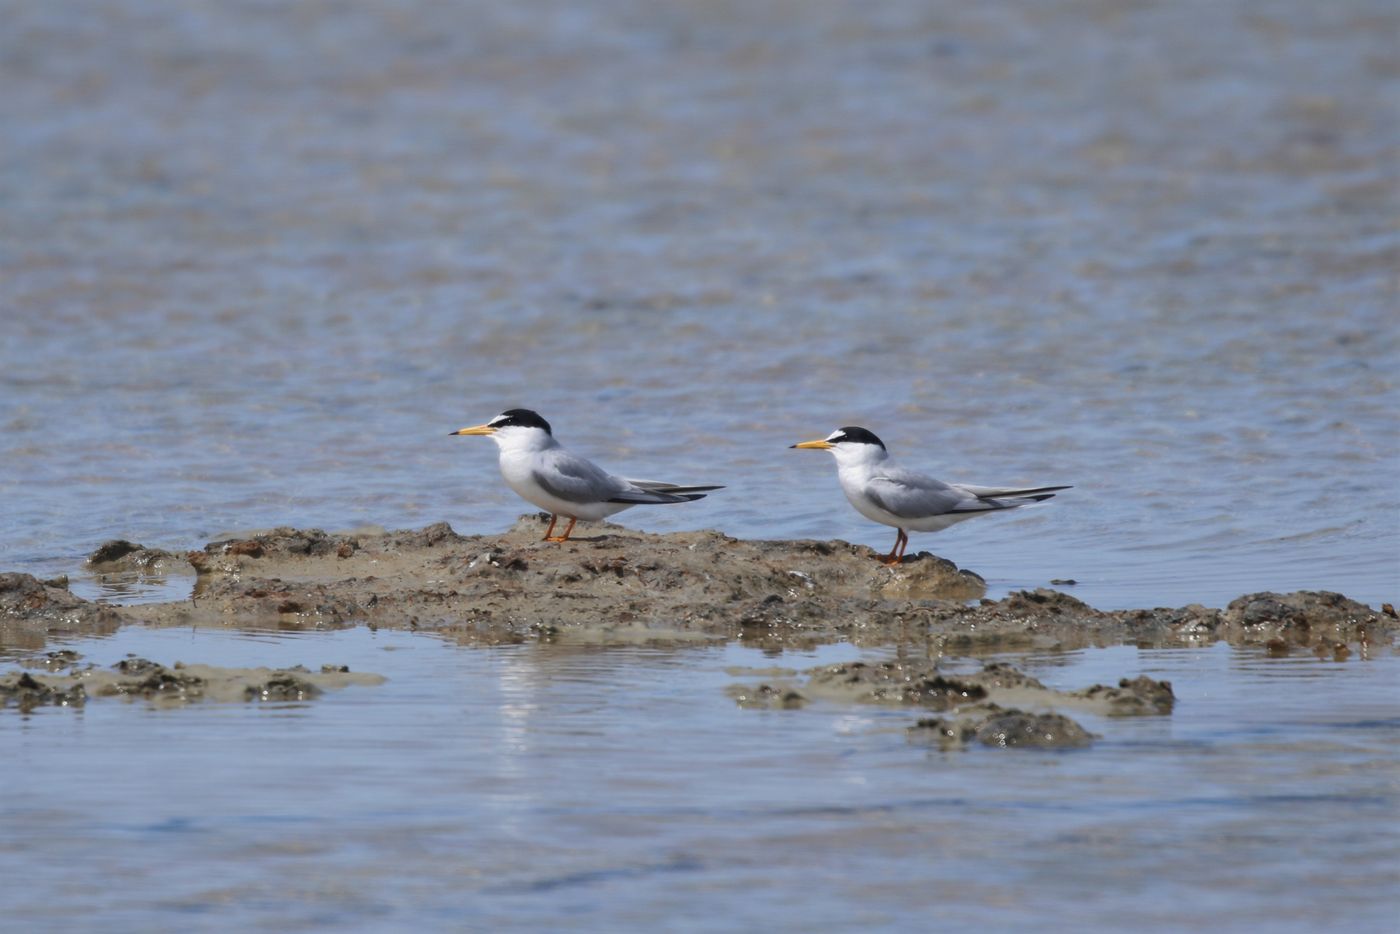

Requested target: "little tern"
[
  {"left": 451, "top": 409, "right": 723, "bottom": 542},
  {"left": 791, "top": 426, "right": 1069, "bottom": 565}
]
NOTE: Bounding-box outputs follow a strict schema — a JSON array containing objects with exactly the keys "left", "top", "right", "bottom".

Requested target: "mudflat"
[{"left": 4, "top": 517, "right": 1389, "bottom": 657}]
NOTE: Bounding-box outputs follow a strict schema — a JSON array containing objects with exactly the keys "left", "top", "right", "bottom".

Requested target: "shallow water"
[
  {"left": 1, "top": 0, "right": 1397, "bottom": 609},
  {"left": 3, "top": 627, "right": 1397, "bottom": 931}
]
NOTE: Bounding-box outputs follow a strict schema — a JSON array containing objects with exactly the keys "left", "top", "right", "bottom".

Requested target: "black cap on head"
[
  {"left": 490, "top": 408, "right": 552, "bottom": 434},
  {"left": 829, "top": 426, "right": 885, "bottom": 449}
]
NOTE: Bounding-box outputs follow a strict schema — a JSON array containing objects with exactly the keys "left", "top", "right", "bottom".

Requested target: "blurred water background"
[{"left": 2, "top": 0, "right": 1396, "bottom": 608}]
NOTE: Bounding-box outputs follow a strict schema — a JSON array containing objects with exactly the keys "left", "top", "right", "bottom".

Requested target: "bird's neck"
[
  {"left": 836, "top": 446, "right": 889, "bottom": 471},
  {"left": 495, "top": 432, "right": 559, "bottom": 457}
]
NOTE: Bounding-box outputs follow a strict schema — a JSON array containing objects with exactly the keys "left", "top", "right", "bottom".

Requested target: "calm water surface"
[
  {"left": 3, "top": 626, "right": 1398, "bottom": 931},
  {"left": 1, "top": 0, "right": 1396, "bottom": 608}
]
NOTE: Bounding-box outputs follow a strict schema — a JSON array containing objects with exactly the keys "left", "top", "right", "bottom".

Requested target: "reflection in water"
[
  {"left": 3, "top": 627, "right": 1396, "bottom": 930},
  {"left": 75, "top": 570, "right": 194, "bottom": 606}
]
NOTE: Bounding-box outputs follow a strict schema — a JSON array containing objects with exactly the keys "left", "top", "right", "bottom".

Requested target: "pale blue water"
[{"left": 3, "top": 627, "right": 1397, "bottom": 931}]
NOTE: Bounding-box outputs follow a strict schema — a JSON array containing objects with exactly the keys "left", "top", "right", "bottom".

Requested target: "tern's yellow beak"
[
  {"left": 450, "top": 423, "right": 497, "bottom": 436},
  {"left": 790, "top": 439, "right": 833, "bottom": 450}
]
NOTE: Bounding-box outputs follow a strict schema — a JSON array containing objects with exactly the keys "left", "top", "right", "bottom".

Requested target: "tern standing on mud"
[
  {"left": 452, "top": 409, "right": 723, "bottom": 542},
  {"left": 791, "top": 426, "right": 1070, "bottom": 565}
]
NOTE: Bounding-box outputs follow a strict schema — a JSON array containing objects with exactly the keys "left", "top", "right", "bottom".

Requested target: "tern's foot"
[{"left": 543, "top": 536, "right": 572, "bottom": 543}]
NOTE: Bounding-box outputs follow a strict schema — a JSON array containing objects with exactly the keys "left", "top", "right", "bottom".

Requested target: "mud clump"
[
  {"left": 86, "top": 540, "right": 181, "bottom": 573},
  {"left": 737, "top": 658, "right": 1169, "bottom": 748},
  {"left": 973, "top": 709, "right": 1095, "bottom": 749},
  {"left": 1218, "top": 591, "right": 1381, "bottom": 646},
  {"left": 796, "top": 659, "right": 1069, "bottom": 711},
  {"left": 0, "top": 671, "right": 87, "bottom": 713},
  {"left": 803, "top": 660, "right": 997, "bottom": 710},
  {"left": 245, "top": 674, "right": 322, "bottom": 702},
  {"left": 189, "top": 523, "right": 468, "bottom": 576},
  {"left": 97, "top": 663, "right": 206, "bottom": 701},
  {"left": 910, "top": 708, "right": 1096, "bottom": 750},
  {"left": 908, "top": 716, "right": 976, "bottom": 748},
  {"left": 0, "top": 572, "right": 121, "bottom": 645},
  {"left": 725, "top": 683, "right": 808, "bottom": 710},
  {"left": 20, "top": 649, "right": 83, "bottom": 672},
  {"left": 114, "top": 656, "right": 163, "bottom": 675},
  {"left": 0, "top": 652, "right": 384, "bottom": 710},
  {"left": 1072, "top": 676, "right": 1175, "bottom": 715},
  {"left": 877, "top": 554, "right": 987, "bottom": 602}
]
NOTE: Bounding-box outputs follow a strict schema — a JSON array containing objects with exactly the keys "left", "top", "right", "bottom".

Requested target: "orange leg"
[
  {"left": 545, "top": 516, "right": 577, "bottom": 543},
  {"left": 541, "top": 514, "right": 559, "bottom": 540},
  {"left": 881, "top": 529, "right": 909, "bottom": 566}
]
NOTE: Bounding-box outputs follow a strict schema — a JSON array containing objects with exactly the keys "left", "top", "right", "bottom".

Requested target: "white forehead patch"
[{"left": 825, "top": 430, "right": 845, "bottom": 442}]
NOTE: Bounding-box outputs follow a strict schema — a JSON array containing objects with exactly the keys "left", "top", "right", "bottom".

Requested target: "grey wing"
[
  {"left": 625, "top": 478, "right": 726, "bottom": 495},
  {"left": 865, "top": 469, "right": 980, "bottom": 519},
  {"left": 957, "top": 483, "right": 1072, "bottom": 500},
  {"left": 532, "top": 450, "right": 629, "bottom": 504}
]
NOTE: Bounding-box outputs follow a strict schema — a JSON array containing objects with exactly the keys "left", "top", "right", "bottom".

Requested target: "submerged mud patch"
[
  {"left": 910, "top": 708, "right": 1097, "bottom": 750},
  {"left": 729, "top": 658, "right": 1174, "bottom": 749},
  {"left": 1, "top": 652, "right": 384, "bottom": 712}
]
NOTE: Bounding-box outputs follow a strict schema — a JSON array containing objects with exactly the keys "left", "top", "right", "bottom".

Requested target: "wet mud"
[
  {"left": 0, "top": 518, "right": 1392, "bottom": 657},
  {"left": 728, "top": 658, "right": 1174, "bottom": 748},
  {"left": 1, "top": 572, "right": 121, "bottom": 648},
  {"left": 910, "top": 710, "right": 1096, "bottom": 751},
  {"left": 0, "top": 651, "right": 384, "bottom": 713}
]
